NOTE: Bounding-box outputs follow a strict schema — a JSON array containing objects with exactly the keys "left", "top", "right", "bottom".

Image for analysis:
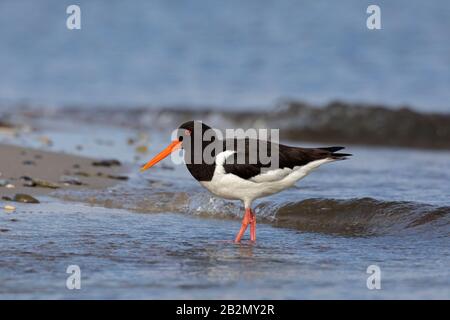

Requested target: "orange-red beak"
[{"left": 140, "top": 140, "right": 182, "bottom": 172}]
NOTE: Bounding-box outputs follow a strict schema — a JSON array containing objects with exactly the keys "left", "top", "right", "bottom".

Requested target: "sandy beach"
[{"left": 0, "top": 143, "right": 127, "bottom": 203}]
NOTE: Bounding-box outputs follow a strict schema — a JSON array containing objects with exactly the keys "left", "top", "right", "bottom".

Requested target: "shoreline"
[{"left": 0, "top": 143, "right": 128, "bottom": 206}]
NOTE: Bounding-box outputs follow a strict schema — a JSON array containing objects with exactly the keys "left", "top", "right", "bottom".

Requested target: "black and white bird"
[{"left": 141, "top": 120, "right": 351, "bottom": 243}]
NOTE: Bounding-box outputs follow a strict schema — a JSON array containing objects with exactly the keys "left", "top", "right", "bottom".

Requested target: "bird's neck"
[{"left": 183, "top": 139, "right": 218, "bottom": 182}]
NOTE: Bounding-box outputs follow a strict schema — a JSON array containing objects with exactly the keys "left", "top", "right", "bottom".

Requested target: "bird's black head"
[
  {"left": 140, "top": 120, "right": 217, "bottom": 172},
  {"left": 177, "top": 120, "right": 212, "bottom": 142},
  {"left": 177, "top": 121, "right": 218, "bottom": 164}
]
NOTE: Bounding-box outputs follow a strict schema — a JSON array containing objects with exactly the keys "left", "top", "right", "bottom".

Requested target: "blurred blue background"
[{"left": 0, "top": 0, "right": 449, "bottom": 111}]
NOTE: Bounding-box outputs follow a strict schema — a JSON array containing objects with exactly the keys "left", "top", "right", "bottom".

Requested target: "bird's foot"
[{"left": 234, "top": 208, "right": 256, "bottom": 243}]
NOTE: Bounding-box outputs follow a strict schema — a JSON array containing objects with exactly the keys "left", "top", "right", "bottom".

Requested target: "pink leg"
[
  {"left": 234, "top": 208, "right": 252, "bottom": 243},
  {"left": 250, "top": 209, "right": 256, "bottom": 242}
]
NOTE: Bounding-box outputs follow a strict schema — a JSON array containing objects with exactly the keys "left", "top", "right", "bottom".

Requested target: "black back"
[{"left": 178, "top": 121, "right": 351, "bottom": 182}]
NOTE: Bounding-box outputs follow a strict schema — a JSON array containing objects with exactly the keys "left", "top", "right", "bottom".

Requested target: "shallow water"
[
  {"left": 0, "top": 119, "right": 449, "bottom": 299},
  {"left": 0, "top": 200, "right": 448, "bottom": 299}
]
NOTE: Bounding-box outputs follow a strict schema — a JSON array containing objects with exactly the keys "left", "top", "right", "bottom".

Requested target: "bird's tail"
[{"left": 318, "top": 146, "right": 352, "bottom": 160}]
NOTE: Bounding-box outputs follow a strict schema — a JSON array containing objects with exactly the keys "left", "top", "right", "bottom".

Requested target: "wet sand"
[{"left": 0, "top": 143, "right": 127, "bottom": 202}]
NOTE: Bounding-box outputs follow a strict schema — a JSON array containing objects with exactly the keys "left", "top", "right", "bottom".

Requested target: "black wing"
[{"left": 222, "top": 138, "right": 350, "bottom": 180}]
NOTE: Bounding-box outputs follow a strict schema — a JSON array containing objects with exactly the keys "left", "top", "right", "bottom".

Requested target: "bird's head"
[{"left": 140, "top": 120, "right": 215, "bottom": 171}]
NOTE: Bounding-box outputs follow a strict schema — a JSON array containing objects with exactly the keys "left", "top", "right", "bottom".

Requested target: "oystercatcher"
[{"left": 141, "top": 120, "right": 351, "bottom": 243}]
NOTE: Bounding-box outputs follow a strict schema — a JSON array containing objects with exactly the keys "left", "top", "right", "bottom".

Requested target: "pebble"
[
  {"left": 135, "top": 145, "right": 148, "bottom": 154},
  {"left": 13, "top": 194, "right": 40, "bottom": 204},
  {"left": 92, "top": 159, "right": 121, "bottom": 167},
  {"left": 22, "top": 180, "right": 35, "bottom": 187},
  {"left": 59, "top": 176, "right": 83, "bottom": 186},
  {"left": 107, "top": 174, "right": 129, "bottom": 181},
  {"left": 21, "top": 176, "right": 59, "bottom": 189},
  {"left": 3, "top": 194, "right": 40, "bottom": 204},
  {"left": 33, "top": 179, "right": 60, "bottom": 189},
  {"left": 4, "top": 205, "right": 16, "bottom": 211},
  {"left": 22, "top": 160, "right": 36, "bottom": 166},
  {"left": 21, "top": 176, "right": 34, "bottom": 187},
  {"left": 6, "top": 184, "right": 15, "bottom": 189},
  {"left": 147, "top": 179, "right": 172, "bottom": 188},
  {"left": 74, "top": 171, "right": 90, "bottom": 177},
  {"left": 161, "top": 164, "right": 174, "bottom": 171}
]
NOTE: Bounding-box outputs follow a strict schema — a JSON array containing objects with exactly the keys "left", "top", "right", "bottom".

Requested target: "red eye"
[{"left": 185, "top": 129, "right": 191, "bottom": 136}]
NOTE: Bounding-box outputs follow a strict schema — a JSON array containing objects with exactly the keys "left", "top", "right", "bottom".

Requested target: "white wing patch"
[
  {"left": 201, "top": 155, "right": 336, "bottom": 209},
  {"left": 250, "top": 167, "right": 295, "bottom": 183},
  {"left": 215, "top": 150, "right": 236, "bottom": 166}
]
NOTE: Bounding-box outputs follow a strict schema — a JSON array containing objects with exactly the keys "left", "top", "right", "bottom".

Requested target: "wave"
[
  {"left": 162, "top": 100, "right": 450, "bottom": 150},
  {"left": 261, "top": 197, "right": 450, "bottom": 236},
  {"left": 10, "top": 100, "right": 450, "bottom": 150},
  {"left": 55, "top": 184, "right": 450, "bottom": 237}
]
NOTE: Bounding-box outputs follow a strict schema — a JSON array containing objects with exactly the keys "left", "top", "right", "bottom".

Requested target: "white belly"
[{"left": 200, "top": 155, "right": 333, "bottom": 208}]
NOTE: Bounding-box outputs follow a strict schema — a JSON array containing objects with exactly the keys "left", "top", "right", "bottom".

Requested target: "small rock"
[
  {"left": 22, "top": 160, "right": 36, "bottom": 166},
  {"left": 33, "top": 179, "right": 60, "bottom": 189},
  {"left": 21, "top": 177, "right": 59, "bottom": 189},
  {"left": 147, "top": 179, "right": 172, "bottom": 188},
  {"left": 74, "top": 171, "right": 90, "bottom": 177},
  {"left": 92, "top": 159, "right": 121, "bottom": 167},
  {"left": 0, "top": 229, "right": 9, "bottom": 233},
  {"left": 107, "top": 174, "right": 129, "bottom": 181},
  {"left": 13, "top": 194, "right": 40, "bottom": 204},
  {"left": 135, "top": 145, "right": 148, "bottom": 154},
  {"left": 20, "top": 176, "right": 35, "bottom": 187},
  {"left": 161, "top": 164, "right": 174, "bottom": 171},
  {"left": 4, "top": 205, "right": 16, "bottom": 211},
  {"left": 73, "top": 164, "right": 81, "bottom": 169},
  {"left": 59, "top": 176, "right": 83, "bottom": 186},
  {"left": 6, "top": 184, "right": 15, "bottom": 189},
  {"left": 2, "top": 194, "right": 39, "bottom": 204},
  {"left": 22, "top": 180, "right": 36, "bottom": 187}
]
